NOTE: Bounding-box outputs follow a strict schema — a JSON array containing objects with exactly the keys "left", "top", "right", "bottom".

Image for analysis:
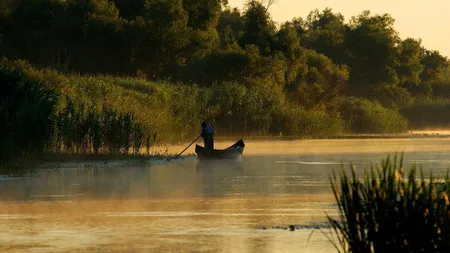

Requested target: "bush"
[
  {"left": 401, "top": 97, "right": 450, "bottom": 129},
  {"left": 0, "top": 58, "right": 59, "bottom": 161},
  {"left": 375, "top": 83, "right": 413, "bottom": 108},
  {"left": 340, "top": 98, "right": 409, "bottom": 133},
  {"left": 329, "top": 154, "right": 450, "bottom": 253},
  {"left": 273, "top": 103, "right": 343, "bottom": 137}
]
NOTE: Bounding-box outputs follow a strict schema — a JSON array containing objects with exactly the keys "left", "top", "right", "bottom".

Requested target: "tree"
[
  {"left": 113, "top": 0, "right": 147, "bottom": 20},
  {"left": 303, "top": 8, "right": 347, "bottom": 64},
  {"left": 186, "top": 49, "right": 249, "bottom": 85},
  {"left": 182, "top": 0, "right": 223, "bottom": 60},
  {"left": 420, "top": 50, "right": 449, "bottom": 84},
  {"left": 183, "top": 0, "right": 224, "bottom": 30},
  {"left": 396, "top": 38, "right": 423, "bottom": 87},
  {"left": 275, "top": 22, "right": 305, "bottom": 89},
  {"left": 239, "top": 0, "right": 276, "bottom": 56},
  {"left": 252, "top": 0, "right": 276, "bottom": 12},
  {"left": 276, "top": 22, "right": 302, "bottom": 61},
  {"left": 217, "top": 7, "right": 244, "bottom": 49},
  {"left": 140, "top": 0, "right": 191, "bottom": 78},
  {"left": 2, "top": 0, "right": 127, "bottom": 72},
  {"left": 419, "top": 50, "right": 449, "bottom": 96},
  {"left": 346, "top": 11, "right": 400, "bottom": 94},
  {"left": 286, "top": 50, "right": 349, "bottom": 111}
]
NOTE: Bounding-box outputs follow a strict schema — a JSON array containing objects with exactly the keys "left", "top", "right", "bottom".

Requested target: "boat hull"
[{"left": 195, "top": 140, "right": 245, "bottom": 159}]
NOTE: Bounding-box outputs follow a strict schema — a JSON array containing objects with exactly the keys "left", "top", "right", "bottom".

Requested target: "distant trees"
[
  {"left": 0, "top": 0, "right": 447, "bottom": 99},
  {"left": 302, "top": 8, "right": 347, "bottom": 65},
  {"left": 418, "top": 50, "right": 450, "bottom": 96},
  {"left": 0, "top": 0, "right": 449, "bottom": 147},
  {"left": 287, "top": 49, "right": 349, "bottom": 112},
  {"left": 240, "top": 1, "right": 276, "bottom": 55},
  {"left": 346, "top": 12, "right": 400, "bottom": 94}
]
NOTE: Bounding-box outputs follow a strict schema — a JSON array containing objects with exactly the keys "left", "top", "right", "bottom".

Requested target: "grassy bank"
[
  {"left": 212, "top": 132, "right": 450, "bottom": 141},
  {"left": 1, "top": 57, "right": 444, "bottom": 174},
  {"left": 0, "top": 57, "right": 411, "bottom": 139}
]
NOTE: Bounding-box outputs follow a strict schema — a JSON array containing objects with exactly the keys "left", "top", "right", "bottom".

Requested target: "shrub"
[
  {"left": 401, "top": 97, "right": 450, "bottom": 129},
  {"left": 375, "top": 83, "right": 413, "bottom": 108},
  {"left": 340, "top": 98, "right": 409, "bottom": 133},
  {"left": 273, "top": 104, "right": 343, "bottom": 137},
  {"left": 0, "top": 58, "right": 59, "bottom": 161}
]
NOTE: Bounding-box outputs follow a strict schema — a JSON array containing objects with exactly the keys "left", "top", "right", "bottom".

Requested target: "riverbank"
[
  {"left": 185, "top": 130, "right": 450, "bottom": 143},
  {"left": 3, "top": 130, "right": 450, "bottom": 176},
  {"left": 0, "top": 152, "right": 195, "bottom": 177},
  {"left": 38, "top": 153, "right": 179, "bottom": 169}
]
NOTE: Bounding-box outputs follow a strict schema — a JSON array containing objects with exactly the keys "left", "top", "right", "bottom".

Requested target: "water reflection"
[
  {"left": 0, "top": 166, "right": 159, "bottom": 200},
  {"left": 2, "top": 140, "right": 450, "bottom": 253},
  {"left": 1, "top": 151, "right": 449, "bottom": 202},
  {"left": 195, "top": 158, "right": 245, "bottom": 197}
]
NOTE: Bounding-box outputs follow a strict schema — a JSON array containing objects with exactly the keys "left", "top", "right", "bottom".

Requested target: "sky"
[{"left": 228, "top": 0, "right": 450, "bottom": 58}]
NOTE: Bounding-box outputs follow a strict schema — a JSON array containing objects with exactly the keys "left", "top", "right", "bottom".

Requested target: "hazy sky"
[{"left": 228, "top": 0, "right": 450, "bottom": 57}]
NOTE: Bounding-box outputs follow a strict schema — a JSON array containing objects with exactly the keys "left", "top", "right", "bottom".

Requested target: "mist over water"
[{"left": 1, "top": 139, "right": 450, "bottom": 252}]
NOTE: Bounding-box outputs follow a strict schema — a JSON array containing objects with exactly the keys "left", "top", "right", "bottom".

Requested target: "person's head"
[{"left": 201, "top": 121, "right": 208, "bottom": 128}]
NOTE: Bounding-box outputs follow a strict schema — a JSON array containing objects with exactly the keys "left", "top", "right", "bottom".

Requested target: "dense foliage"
[
  {"left": 0, "top": 59, "right": 153, "bottom": 163},
  {"left": 0, "top": 0, "right": 449, "bottom": 162},
  {"left": 0, "top": 59, "right": 58, "bottom": 162},
  {"left": 0, "top": 1, "right": 448, "bottom": 99},
  {"left": 340, "top": 98, "right": 408, "bottom": 134}
]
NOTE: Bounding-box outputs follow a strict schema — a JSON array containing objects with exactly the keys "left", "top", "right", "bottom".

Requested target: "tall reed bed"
[
  {"left": 329, "top": 155, "right": 450, "bottom": 253},
  {"left": 0, "top": 58, "right": 156, "bottom": 164},
  {"left": 51, "top": 98, "right": 155, "bottom": 155}
]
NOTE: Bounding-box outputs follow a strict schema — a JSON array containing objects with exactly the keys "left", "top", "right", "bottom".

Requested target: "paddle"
[
  {"left": 173, "top": 135, "right": 202, "bottom": 160},
  {"left": 173, "top": 92, "right": 246, "bottom": 160}
]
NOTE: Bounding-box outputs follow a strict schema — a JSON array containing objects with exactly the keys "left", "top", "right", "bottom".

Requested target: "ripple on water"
[
  {"left": 95, "top": 210, "right": 337, "bottom": 218},
  {"left": 275, "top": 161, "right": 349, "bottom": 165},
  {"left": 0, "top": 214, "right": 45, "bottom": 220}
]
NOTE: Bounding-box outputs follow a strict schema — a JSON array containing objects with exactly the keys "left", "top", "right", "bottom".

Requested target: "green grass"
[{"left": 2, "top": 57, "right": 369, "bottom": 145}]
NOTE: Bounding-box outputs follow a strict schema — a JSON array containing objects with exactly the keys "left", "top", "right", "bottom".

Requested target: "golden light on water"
[{"left": 2, "top": 139, "right": 450, "bottom": 252}]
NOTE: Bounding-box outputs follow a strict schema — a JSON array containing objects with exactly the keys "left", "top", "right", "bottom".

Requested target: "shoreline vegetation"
[
  {"left": 1, "top": 0, "right": 449, "bottom": 172},
  {"left": 0, "top": 55, "right": 449, "bottom": 174},
  {"left": 329, "top": 154, "right": 450, "bottom": 252},
  {"left": 213, "top": 131, "right": 450, "bottom": 141}
]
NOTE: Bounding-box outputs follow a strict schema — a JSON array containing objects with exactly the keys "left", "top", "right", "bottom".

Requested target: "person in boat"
[{"left": 201, "top": 121, "right": 214, "bottom": 152}]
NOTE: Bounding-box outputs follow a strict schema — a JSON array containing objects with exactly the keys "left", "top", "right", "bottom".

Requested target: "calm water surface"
[{"left": 1, "top": 139, "right": 450, "bottom": 252}]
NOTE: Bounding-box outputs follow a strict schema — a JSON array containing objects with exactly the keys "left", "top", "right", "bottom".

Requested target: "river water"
[{"left": 1, "top": 139, "right": 450, "bottom": 252}]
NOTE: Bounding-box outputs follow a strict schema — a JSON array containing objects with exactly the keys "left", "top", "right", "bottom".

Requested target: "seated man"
[{"left": 201, "top": 121, "right": 214, "bottom": 151}]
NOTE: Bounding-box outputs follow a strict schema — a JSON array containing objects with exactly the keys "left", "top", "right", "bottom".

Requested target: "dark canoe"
[{"left": 195, "top": 140, "right": 245, "bottom": 159}]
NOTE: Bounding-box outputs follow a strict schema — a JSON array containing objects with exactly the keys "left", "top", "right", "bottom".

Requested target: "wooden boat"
[{"left": 195, "top": 140, "right": 245, "bottom": 159}]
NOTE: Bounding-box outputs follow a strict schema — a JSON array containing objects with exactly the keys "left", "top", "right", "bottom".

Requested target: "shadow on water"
[
  {"left": 0, "top": 165, "right": 156, "bottom": 201},
  {"left": 0, "top": 158, "right": 247, "bottom": 201},
  {"left": 2, "top": 149, "right": 447, "bottom": 201},
  {"left": 195, "top": 158, "right": 245, "bottom": 197}
]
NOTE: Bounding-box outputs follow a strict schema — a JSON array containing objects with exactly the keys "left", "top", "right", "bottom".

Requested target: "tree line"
[
  {"left": 1, "top": 0, "right": 448, "bottom": 106},
  {"left": 0, "top": 0, "right": 450, "bottom": 166}
]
